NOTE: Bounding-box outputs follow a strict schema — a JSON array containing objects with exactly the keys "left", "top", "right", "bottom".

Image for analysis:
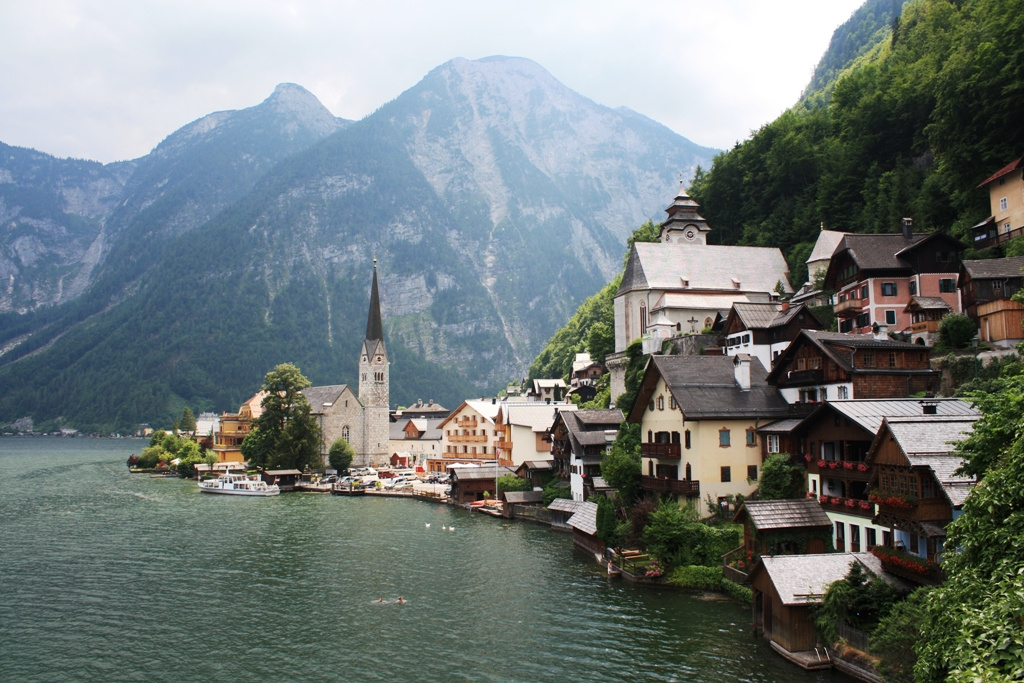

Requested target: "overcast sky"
[{"left": 0, "top": 1, "right": 866, "bottom": 164}]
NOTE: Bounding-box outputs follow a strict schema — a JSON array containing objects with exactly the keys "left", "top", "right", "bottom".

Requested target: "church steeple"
[
  {"left": 358, "top": 258, "right": 389, "bottom": 467},
  {"left": 364, "top": 258, "right": 384, "bottom": 352}
]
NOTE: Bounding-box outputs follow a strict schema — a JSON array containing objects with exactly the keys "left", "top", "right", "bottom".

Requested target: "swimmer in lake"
[{"left": 397, "top": 596, "right": 406, "bottom": 604}]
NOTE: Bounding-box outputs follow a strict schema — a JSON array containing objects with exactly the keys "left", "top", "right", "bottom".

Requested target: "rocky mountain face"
[{"left": 0, "top": 57, "right": 716, "bottom": 431}]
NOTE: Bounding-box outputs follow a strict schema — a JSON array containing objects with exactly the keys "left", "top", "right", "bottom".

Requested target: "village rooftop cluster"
[{"left": 135, "top": 155, "right": 1024, "bottom": 677}]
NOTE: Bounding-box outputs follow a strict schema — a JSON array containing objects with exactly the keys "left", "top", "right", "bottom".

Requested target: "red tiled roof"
[{"left": 977, "top": 157, "right": 1023, "bottom": 187}]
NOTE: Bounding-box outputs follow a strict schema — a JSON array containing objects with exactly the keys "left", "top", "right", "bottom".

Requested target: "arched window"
[
  {"left": 640, "top": 302, "right": 648, "bottom": 333},
  {"left": 342, "top": 426, "right": 350, "bottom": 441}
]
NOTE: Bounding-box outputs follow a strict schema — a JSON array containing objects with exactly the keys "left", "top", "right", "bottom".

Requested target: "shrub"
[{"left": 667, "top": 565, "right": 723, "bottom": 590}]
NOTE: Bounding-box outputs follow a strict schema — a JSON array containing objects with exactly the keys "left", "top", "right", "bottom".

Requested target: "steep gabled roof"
[
  {"left": 630, "top": 355, "right": 790, "bottom": 422},
  {"left": 302, "top": 385, "right": 356, "bottom": 412},
  {"left": 874, "top": 415, "right": 977, "bottom": 507},
  {"left": 977, "top": 156, "right": 1023, "bottom": 187},
  {"left": 727, "top": 302, "right": 824, "bottom": 332}
]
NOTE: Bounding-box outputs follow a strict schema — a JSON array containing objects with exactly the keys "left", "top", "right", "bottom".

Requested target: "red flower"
[{"left": 817, "top": 460, "right": 827, "bottom": 468}]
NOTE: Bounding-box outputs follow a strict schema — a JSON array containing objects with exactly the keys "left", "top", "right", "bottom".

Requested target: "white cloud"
[{"left": 0, "top": 0, "right": 865, "bottom": 162}]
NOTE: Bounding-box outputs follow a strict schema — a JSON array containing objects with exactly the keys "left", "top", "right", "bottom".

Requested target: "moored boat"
[
  {"left": 198, "top": 472, "right": 280, "bottom": 496},
  {"left": 331, "top": 481, "right": 366, "bottom": 496}
]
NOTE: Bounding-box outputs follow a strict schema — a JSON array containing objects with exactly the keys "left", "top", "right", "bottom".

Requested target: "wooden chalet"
[
  {"left": 751, "top": 553, "right": 891, "bottom": 670},
  {"left": 727, "top": 499, "right": 833, "bottom": 585},
  {"left": 262, "top": 469, "right": 302, "bottom": 491},
  {"left": 959, "top": 256, "right": 1024, "bottom": 348},
  {"left": 514, "top": 460, "right": 554, "bottom": 489},
  {"left": 447, "top": 464, "right": 515, "bottom": 504},
  {"left": 903, "top": 296, "right": 952, "bottom": 346},
  {"left": 721, "top": 301, "right": 825, "bottom": 371},
  {"left": 866, "top": 415, "right": 977, "bottom": 584},
  {"left": 766, "top": 329, "right": 938, "bottom": 404},
  {"left": 824, "top": 223, "right": 963, "bottom": 335}
]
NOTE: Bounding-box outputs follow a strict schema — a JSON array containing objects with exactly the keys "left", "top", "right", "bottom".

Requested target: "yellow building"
[
  {"left": 628, "top": 354, "right": 790, "bottom": 517},
  {"left": 212, "top": 391, "right": 267, "bottom": 464},
  {"left": 972, "top": 156, "right": 1024, "bottom": 247}
]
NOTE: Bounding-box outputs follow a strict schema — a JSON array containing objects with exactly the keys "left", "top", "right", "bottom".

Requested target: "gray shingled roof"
[
  {"left": 885, "top": 416, "right": 976, "bottom": 456},
  {"left": 503, "top": 490, "right": 544, "bottom": 504},
  {"left": 758, "top": 418, "right": 804, "bottom": 434},
  {"left": 548, "top": 498, "right": 587, "bottom": 513},
  {"left": 648, "top": 355, "right": 790, "bottom": 420},
  {"left": 519, "top": 460, "right": 554, "bottom": 470},
  {"left": 882, "top": 416, "right": 977, "bottom": 506},
  {"left": 739, "top": 499, "right": 832, "bottom": 531},
  {"left": 618, "top": 242, "right": 792, "bottom": 296},
  {"left": 904, "top": 296, "right": 952, "bottom": 312},
  {"left": 302, "top": 385, "right": 351, "bottom": 411},
  {"left": 826, "top": 400, "right": 978, "bottom": 438},
  {"left": 566, "top": 501, "right": 599, "bottom": 535},
  {"left": 961, "top": 256, "right": 1024, "bottom": 279},
  {"left": 807, "top": 230, "right": 848, "bottom": 263},
  {"left": 449, "top": 465, "right": 515, "bottom": 481},
  {"left": 760, "top": 553, "right": 881, "bottom": 605}
]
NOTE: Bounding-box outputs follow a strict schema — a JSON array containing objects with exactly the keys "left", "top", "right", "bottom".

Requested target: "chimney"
[
  {"left": 781, "top": 301, "right": 790, "bottom": 312},
  {"left": 872, "top": 322, "right": 888, "bottom": 341},
  {"left": 902, "top": 217, "right": 913, "bottom": 239},
  {"left": 734, "top": 354, "right": 751, "bottom": 391}
]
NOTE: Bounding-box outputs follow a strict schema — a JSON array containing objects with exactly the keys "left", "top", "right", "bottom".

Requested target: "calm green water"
[{"left": 0, "top": 438, "right": 846, "bottom": 682}]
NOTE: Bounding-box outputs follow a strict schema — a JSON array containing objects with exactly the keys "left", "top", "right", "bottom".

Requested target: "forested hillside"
[{"left": 691, "top": 0, "right": 1024, "bottom": 287}]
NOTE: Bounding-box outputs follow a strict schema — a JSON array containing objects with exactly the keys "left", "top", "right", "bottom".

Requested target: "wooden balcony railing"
[
  {"left": 641, "top": 443, "right": 681, "bottom": 459},
  {"left": 834, "top": 298, "right": 864, "bottom": 316},
  {"left": 449, "top": 434, "right": 488, "bottom": 443},
  {"left": 641, "top": 476, "right": 700, "bottom": 496}
]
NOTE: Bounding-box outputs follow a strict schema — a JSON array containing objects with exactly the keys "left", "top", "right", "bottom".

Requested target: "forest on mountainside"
[{"left": 691, "top": 0, "right": 1024, "bottom": 287}]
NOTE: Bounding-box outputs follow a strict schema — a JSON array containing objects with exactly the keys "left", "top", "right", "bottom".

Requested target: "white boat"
[{"left": 197, "top": 472, "right": 280, "bottom": 496}]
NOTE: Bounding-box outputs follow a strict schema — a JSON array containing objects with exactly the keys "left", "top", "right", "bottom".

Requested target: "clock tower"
[{"left": 658, "top": 182, "right": 711, "bottom": 245}]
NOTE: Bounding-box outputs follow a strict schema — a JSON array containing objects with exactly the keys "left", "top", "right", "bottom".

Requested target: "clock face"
[{"left": 684, "top": 228, "right": 696, "bottom": 241}]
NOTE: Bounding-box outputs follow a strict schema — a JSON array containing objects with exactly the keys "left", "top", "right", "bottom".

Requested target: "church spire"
[{"left": 365, "top": 259, "right": 383, "bottom": 343}]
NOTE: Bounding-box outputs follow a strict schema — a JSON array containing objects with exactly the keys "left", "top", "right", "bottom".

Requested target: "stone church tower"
[{"left": 358, "top": 261, "right": 390, "bottom": 466}]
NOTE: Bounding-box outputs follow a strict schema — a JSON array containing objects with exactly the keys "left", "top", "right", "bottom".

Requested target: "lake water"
[{"left": 0, "top": 438, "right": 847, "bottom": 682}]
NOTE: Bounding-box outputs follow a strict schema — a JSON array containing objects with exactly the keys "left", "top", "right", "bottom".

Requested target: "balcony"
[
  {"left": 784, "top": 368, "right": 824, "bottom": 384},
  {"left": 817, "top": 494, "right": 874, "bottom": 516},
  {"left": 449, "top": 434, "right": 488, "bottom": 443},
  {"left": 834, "top": 298, "right": 864, "bottom": 316},
  {"left": 641, "top": 443, "right": 681, "bottom": 460},
  {"left": 641, "top": 476, "right": 700, "bottom": 497},
  {"left": 814, "top": 459, "right": 872, "bottom": 480},
  {"left": 910, "top": 320, "right": 941, "bottom": 334}
]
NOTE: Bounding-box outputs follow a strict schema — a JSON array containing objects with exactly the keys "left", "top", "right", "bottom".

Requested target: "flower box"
[
  {"left": 859, "top": 500, "right": 871, "bottom": 510},
  {"left": 857, "top": 463, "right": 870, "bottom": 472},
  {"left": 804, "top": 454, "right": 812, "bottom": 462},
  {"left": 844, "top": 499, "right": 856, "bottom": 507},
  {"left": 817, "top": 460, "right": 827, "bottom": 469},
  {"left": 819, "top": 495, "right": 829, "bottom": 503},
  {"left": 843, "top": 461, "right": 854, "bottom": 470},
  {"left": 828, "top": 461, "right": 839, "bottom": 469}
]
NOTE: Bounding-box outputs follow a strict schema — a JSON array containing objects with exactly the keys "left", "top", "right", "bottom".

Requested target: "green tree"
[
  {"left": 179, "top": 407, "right": 197, "bottom": 435},
  {"left": 871, "top": 587, "right": 930, "bottom": 683},
  {"left": 757, "top": 453, "right": 807, "bottom": 499},
  {"left": 937, "top": 313, "right": 977, "bottom": 350},
  {"left": 328, "top": 437, "right": 354, "bottom": 473},
  {"left": 586, "top": 321, "right": 614, "bottom": 365},
  {"left": 601, "top": 424, "right": 641, "bottom": 505},
  {"left": 495, "top": 474, "right": 530, "bottom": 496},
  {"left": 241, "top": 363, "right": 322, "bottom": 471},
  {"left": 915, "top": 369, "right": 1024, "bottom": 682}
]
